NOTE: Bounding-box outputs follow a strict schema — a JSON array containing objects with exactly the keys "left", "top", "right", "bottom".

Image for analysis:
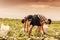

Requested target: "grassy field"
[{"left": 0, "top": 18, "right": 60, "bottom": 40}]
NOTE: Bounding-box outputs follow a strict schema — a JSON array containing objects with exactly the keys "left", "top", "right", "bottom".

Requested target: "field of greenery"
[{"left": 0, "top": 18, "right": 60, "bottom": 40}]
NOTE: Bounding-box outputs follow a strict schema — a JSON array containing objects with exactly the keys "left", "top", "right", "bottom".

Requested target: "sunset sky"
[{"left": 0, "top": 0, "right": 60, "bottom": 21}]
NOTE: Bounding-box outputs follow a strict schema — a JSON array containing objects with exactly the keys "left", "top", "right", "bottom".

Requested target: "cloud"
[
  {"left": 0, "top": 0, "right": 60, "bottom": 7},
  {"left": 0, "top": 0, "right": 60, "bottom": 2}
]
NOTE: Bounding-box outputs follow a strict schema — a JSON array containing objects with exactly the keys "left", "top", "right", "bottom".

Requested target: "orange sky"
[{"left": 0, "top": 0, "right": 60, "bottom": 21}]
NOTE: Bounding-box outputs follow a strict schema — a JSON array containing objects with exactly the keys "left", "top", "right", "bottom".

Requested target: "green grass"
[{"left": 0, "top": 18, "right": 60, "bottom": 40}]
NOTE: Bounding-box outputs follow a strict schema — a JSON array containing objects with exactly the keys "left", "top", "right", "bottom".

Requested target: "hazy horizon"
[{"left": 0, "top": 0, "right": 60, "bottom": 21}]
